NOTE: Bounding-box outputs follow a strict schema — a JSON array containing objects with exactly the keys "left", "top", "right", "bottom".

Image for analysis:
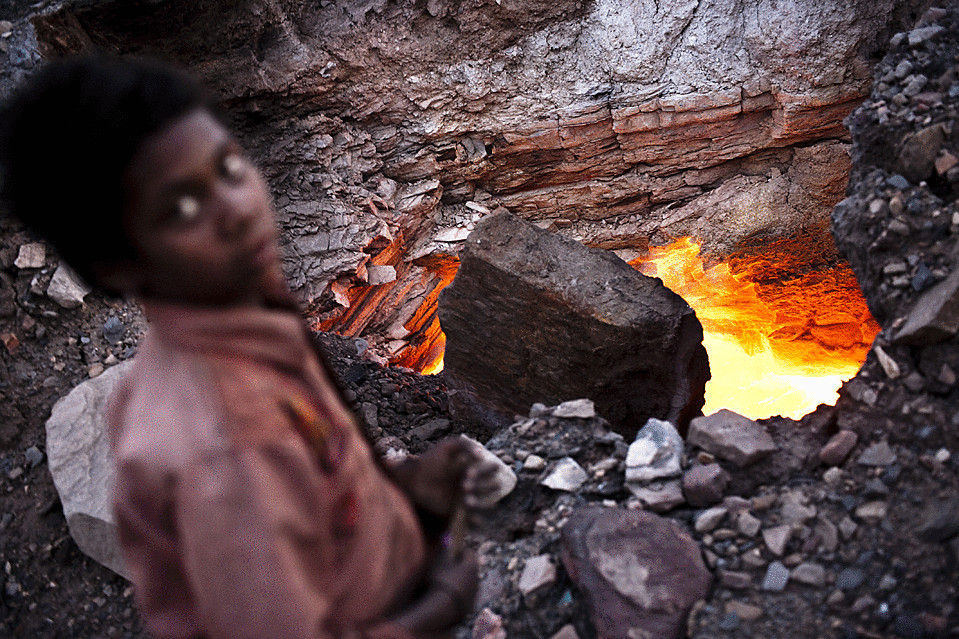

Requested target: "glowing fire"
[
  {"left": 390, "top": 254, "right": 459, "bottom": 375},
  {"left": 629, "top": 238, "right": 879, "bottom": 420}
]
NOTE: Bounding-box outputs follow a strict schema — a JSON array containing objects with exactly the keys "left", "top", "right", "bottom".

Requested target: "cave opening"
[{"left": 314, "top": 223, "right": 879, "bottom": 421}]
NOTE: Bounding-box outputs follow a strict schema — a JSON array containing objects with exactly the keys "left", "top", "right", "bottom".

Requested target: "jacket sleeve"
[{"left": 116, "top": 436, "right": 419, "bottom": 639}]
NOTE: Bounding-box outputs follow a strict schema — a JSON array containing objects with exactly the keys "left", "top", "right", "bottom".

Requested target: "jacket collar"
[{"left": 142, "top": 301, "right": 312, "bottom": 372}]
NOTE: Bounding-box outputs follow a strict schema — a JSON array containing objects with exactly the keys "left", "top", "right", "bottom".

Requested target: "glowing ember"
[
  {"left": 390, "top": 254, "right": 458, "bottom": 374},
  {"left": 630, "top": 237, "right": 879, "bottom": 420}
]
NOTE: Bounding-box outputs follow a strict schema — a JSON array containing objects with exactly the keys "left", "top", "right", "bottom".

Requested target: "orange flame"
[
  {"left": 630, "top": 237, "right": 879, "bottom": 420},
  {"left": 389, "top": 254, "right": 458, "bottom": 374}
]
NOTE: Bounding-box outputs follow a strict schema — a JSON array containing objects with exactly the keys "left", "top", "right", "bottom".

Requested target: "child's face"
[{"left": 120, "top": 109, "right": 284, "bottom": 306}]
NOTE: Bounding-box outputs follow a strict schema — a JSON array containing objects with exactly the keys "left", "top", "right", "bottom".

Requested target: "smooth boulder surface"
[{"left": 46, "top": 361, "right": 131, "bottom": 578}]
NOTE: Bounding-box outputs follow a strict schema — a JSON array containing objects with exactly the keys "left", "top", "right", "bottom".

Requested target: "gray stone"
[
  {"left": 472, "top": 607, "right": 507, "bottom": 639},
  {"left": 779, "top": 489, "right": 817, "bottom": 524},
  {"left": 561, "top": 506, "right": 712, "bottom": 639},
  {"left": 916, "top": 498, "right": 959, "bottom": 542},
  {"left": 687, "top": 409, "right": 776, "bottom": 466},
  {"left": 102, "top": 317, "right": 125, "bottom": 344},
  {"left": 46, "top": 264, "right": 91, "bottom": 309},
  {"left": 366, "top": 264, "right": 396, "bottom": 285},
  {"left": 24, "top": 445, "right": 44, "bottom": 468},
  {"left": 856, "top": 501, "right": 889, "bottom": 524},
  {"left": 897, "top": 124, "right": 945, "bottom": 183},
  {"left": 625, "top": 418, "right": 684, "bottom": 483},
  {"left": 791, "top": 562, "right": 827, "bottom": 587},
  {"left": 681, "top": 463, "right": 730, "bottom": 507},
  {"left": 541, "top": 457, "right": 588, "bottom": 492},
  {"left": 694, "top": 506, "right": 728, "bottom": 533},
  {"left": 814, "top": 518, "right": 839, "bottom": 553},
  {"left": 819, "top": 430, "right": 859, "bottom": 466},
  {"left": 894, "top": 269, "right": 959, "bottom": 345},
  {"left": 518, "top": 554, "right": 557, "bottom": 597},
  {"left": 549, "top": 625, "right": 580, "bottom": 639},
  {"left": 762, "top": 524, "right": 792, "bottom": 556},
  {"left": 46, "top": 360, "right": 133, "bottom": 577},
  {"left": 553, "top": 398, "right": 597, "bottom": 419},
  {"left": 737, "top": 512, "right": 762, "bottom": 538},
  {"left": 438, "top": 212, "right": 708, "bottom": 438},
  {"left": 838, "top": 516, "right": 858, "bottom": 539},
  {"left": 14, "top": 243, "right": 45, "bottom": 269},
  {"left": 836, "top": 567, "right": 865, "bottom": 591},
  {"left": 627, "top": 479, "right": 685, "bottom": 513},
  {"left": 523, "top": 454, "right": 546, "bottom": 471},
  {"left": 459, "top": 435, "right": 517, "bottom": 506},
  {"left": 908, "top": 25, "right": 944, "bottom": 46},
  {"left": 761, "top": 561, "right": 790, "bottom": 592},
  {"left": 718, "top": 570, "right": 753, "bottom": 589},
  {"left": 857, "top": 441, "right": 897, "bottom": 466}
]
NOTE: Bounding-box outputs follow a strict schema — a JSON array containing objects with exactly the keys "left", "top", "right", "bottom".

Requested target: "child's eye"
[
  {"left": 222, "top": 153, "right": 246, "bottom": 182},
  {"left": 175, "top": 195, "right": 201, "bottom": 222}
]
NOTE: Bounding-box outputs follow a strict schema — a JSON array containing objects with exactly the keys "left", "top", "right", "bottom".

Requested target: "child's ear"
[{"left": 92, "top": 260, "right": 145, "bottom": 297}]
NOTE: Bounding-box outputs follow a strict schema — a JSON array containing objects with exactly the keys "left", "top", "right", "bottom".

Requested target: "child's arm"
[{"left": 114, "top": 439, "right": 470, "bottom": 639}]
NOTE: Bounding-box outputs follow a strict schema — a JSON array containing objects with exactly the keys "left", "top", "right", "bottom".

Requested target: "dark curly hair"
[{"left": 0, "top": 54, "right": 214, "bottom": 287}]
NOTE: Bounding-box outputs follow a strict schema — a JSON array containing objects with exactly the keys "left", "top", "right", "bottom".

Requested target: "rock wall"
[{"left": 27, "top": 0, "right": 932, "bottom": 357}]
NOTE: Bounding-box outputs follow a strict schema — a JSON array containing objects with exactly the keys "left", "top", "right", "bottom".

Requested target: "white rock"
[
  {"left": 46, "top": 264, "right": 91, "bottom": 308},
  {"left": 540, "top": 457, "right": 588, "bottom": 492},
  {"left": 552, "top": 398, "right": 596, "bottom": 419},
  {"left": 518, "top": 554, "right": 556, "bottom": 596},
  {"left": 762, "top": 524, "right": 792, "bottom": 556},
  {"left": 46, "top": 360, "right": 133, "bottom": 577},
  {"left": 625, "top": 418, "right": 684, "bottom": 483},
  {"left": 434, "top": 227, "right": 472, "bottom": 242},
  {"left": 523, "top": 453, "right": 546, "bottom": 471},
  {"left": 458, "top": 435, "right": 517, "bottom": 506},
  {"left": 366, "top": 265, "right": 397, "bottom": 285},
  {"left": 873, "top": 345, "right": 901, "bottom": 379},
  {"left": 857, "top": 441, "right": 897, "bottom": 466},
  {"left": 694, "top": 506, "right": 728, "bottom": 533},
  {"left": 14, "top": 243, "right": 45, "bottom": 269}
]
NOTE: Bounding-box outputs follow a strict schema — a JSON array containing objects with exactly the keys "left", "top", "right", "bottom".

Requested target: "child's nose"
[{"left": 215, "top": 187, "right": 257, "bottom": 237}]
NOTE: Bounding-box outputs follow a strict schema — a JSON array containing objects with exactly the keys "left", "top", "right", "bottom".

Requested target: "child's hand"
[{"left": 393, "top": 437, "right": 501, "bottom": 518}]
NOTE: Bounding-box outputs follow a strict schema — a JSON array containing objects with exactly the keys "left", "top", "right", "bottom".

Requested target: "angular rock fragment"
[
  {"left": 439, "top": 211, "right": 709, "bottom": 437},
  {"left": 518, "top": 554, "right": 557, "bottom": 598},
  {"left": 682, "top": 463, "right": 730, "bottom": 507},
  {"left": 541, "top": 457, "right": 588, "bottom": 492},
  {"left": 819, "top": 430, "right": 859, "bottom": 466},
  {"left": 14, "top": 243, "right": 45, "bottom": 269},
  {"left": 46, "top": 264, "right": 91, "bottom": 308},
  {"left": 687, "top": 409, "right": 777, "bottom": 466},
  {"left": 894, "top": 269, "right": 959, "bottom": 345},
  {"left": 458, "top": 435, "right": 517, "bottom": 506},
  {"left": 624, "top": 418, "right": 684, "bottom": 483},
  {"left": 46, "top": 360, "right": 132, "bottom": 577},
  {"left": 561, "top": 506, "right": 711, "bottom": 639}
]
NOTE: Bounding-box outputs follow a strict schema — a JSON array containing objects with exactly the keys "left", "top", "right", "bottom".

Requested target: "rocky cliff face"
[{"left": 29, "top": 0, "right": 932, "bottom": 359}]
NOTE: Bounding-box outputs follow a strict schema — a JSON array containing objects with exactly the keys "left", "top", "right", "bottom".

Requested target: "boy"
[{"left": 0, "top": 55, "right": 494, "bottom": 639}]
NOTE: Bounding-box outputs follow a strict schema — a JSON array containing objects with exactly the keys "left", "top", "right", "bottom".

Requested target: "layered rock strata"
[{"left": 28, "top": 0, "right": 930, "bottom": 364}]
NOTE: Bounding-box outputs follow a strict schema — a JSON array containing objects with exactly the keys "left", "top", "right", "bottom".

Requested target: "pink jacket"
[{"left": 107, "top": 302, "right": 427, "bottom": 639}]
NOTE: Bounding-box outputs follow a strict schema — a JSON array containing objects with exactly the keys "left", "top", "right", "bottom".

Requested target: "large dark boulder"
[{"left": 438, "top": 211, "right": 708, "bottom": 437}]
